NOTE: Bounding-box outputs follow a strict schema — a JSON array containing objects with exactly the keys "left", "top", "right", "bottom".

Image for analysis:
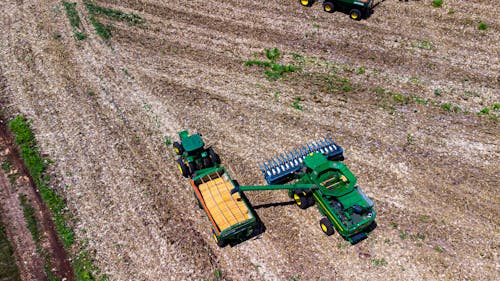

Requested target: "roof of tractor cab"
[
  {"left": 182, "top": 134, "right": 205, "bottom": 152},
  {"left": 303, "top": 152, "right": 329, "bottom": 171}
]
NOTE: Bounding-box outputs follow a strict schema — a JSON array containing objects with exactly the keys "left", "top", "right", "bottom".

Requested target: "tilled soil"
[{"left": 0, "top": 0, "right": 498, "bottom": 280}]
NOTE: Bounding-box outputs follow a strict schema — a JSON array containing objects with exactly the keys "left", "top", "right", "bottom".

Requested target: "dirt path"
[{"left": 0, "top": 0, "right": 498, "bottom": 280}]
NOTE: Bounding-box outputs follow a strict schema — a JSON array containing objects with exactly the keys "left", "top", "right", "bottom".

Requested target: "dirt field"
[{"left": 0, "top": 0, "right": 498, "bottom": 280}]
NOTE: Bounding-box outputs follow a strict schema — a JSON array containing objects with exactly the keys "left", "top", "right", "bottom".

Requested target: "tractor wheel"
[
  {"left": 349, "top": 9, "right": 362, "bottom": 20},
  {"left": 208, "top": 147, "right": 221, "bottom": 165},
  {"left": 203, "top": 157, "right": 212, "bottom": 169},
  {"left": 322, "top": 1, "right": 334, "bottom": 13},
  {"left": 306, "top": 195, "right": 315, "bottom": 207},
  {"left": 212, "top": 230, "right": 226, "bottom": 247},
  {"left": 293, "top": 193, "right": 309, "bottom": 209},
  {"left": 188, "top": 161, "right": 197, "bottom": 177},
  {"left": 299, "top": 0, "right": 313, "bottom": 7},
  {"left": 173, "top": 141, "right": 184, "bottom": 155},
  {"left": 176, "top": 158, "right": 190, "bottom": 178},
  {"left": 320, "top": 218, "right": 335, "bottom": 236}
]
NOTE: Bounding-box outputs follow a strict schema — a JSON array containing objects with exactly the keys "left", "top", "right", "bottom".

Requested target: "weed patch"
[
  {"left": 245, "top": 48, "right": 300, "bottom": 81},
  {"left": 432, "top": 0, "right": 443, "bottom": 8},
  {"left": 371, "top": 258, "right": 388, "bottom": 267},
  {"left": 62, "top": 2, "right": 87, "bottom": 40},
  {"left": 478, "top": 21, "right": 488, "bottom": 30},
  {"left": 84, "top": 1, "right": 143, "bottom": 24},
  {"left": 291, "top": 96, "right": 304, "bottom": 111}
]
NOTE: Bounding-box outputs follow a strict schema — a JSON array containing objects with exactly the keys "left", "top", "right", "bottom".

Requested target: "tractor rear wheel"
[
  {"left": 188, "top": 161, "right": 197, "bottom": 177},
  {"left": 320, "top": 218, "right": 335, "bottom": 236},
  {"left": 293, "top": 193, "right": 309, "bottom": 209},
  {"left": 176, "top": 158, "right": 190, "bottom": 178},
  {"left": 322, "top": 1, "right": 334, "bottom": 13},
  {"left": 203, "top": 157, "right": 212, "bottom": 169},
  {"left": 349, "top": 9, "right": 362, "bottom": 20},
  {"left": 173, "top": 141, "right": 184, "bottom": 155},
  {"left": 208, "top": 147, "right": 221, "bottom": 165},
  {"left": 300, "top": 0, "right": 313, "bottom": 7}
]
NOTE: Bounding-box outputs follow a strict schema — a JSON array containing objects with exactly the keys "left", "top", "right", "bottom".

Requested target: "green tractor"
[
  {"left": 173, "top": 130, "right": 221, "bottom": 178},
  {"left": 232, "top": 139, "right": 377, "bottom": 244},
  {"left": 299, "top": 0, "right": 374, "bottom": 21}
]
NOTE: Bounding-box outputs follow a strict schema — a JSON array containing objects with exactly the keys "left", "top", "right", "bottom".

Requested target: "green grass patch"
[
  {"left": 0, "top": 218, "right": 21, "bottom": 281},
  {"left": 371, "top": 258, "right": 388, "bottom": 267},
  {"left": 478, "top": 21, "right": 488, "bottom": 31},
  {"left": 440, "top": 103, "right": 452, "bottom": 111},
  {"left": 432, "top": 0, "right": 443, "bottom": 8},
  {"left": 291, "top": 96, "right": 304, "bottom": 111},
  {"left": 8, "top": 115, "right": 104, "bottom": 280},
  {"left": 1, "top": 160, "right": 11, "bottom": 172},
  {"left": 416, "top": 40, "right": 434, "bottom": 50},
  {"left": 245, "top": 48, "right": 300, "bottom": 81},
  {"left": 62, "top": 2, "right": 87, "bottom": 40},
  {"left": 18, "top": 194, "right": 41, "bottom": 244}
]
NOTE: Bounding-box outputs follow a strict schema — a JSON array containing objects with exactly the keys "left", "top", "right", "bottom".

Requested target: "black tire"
[
  {"left": 299, "top": 0, "right": 313, "bottom": 7},
  {"left": 320, "top": 218, "right": 335, "bottom": 236},
  {"left": 176, "top": 158, "right": 190, "bottom": 178},
  {"left": 212, "top": 230, "right": 227, "bottom": 247},
  {"left": 322, "top": 1, "right": 334, "bottom": 13},
  {"left": 293, "top": 193, "right": 309, "bottom": 209},
  {"left": 306, "top": 195, "right": 315, "bottom": 207},
  {"left": 173, "top": 141, "right": 184, "bottom": 155},
  {"left": 208, "top": 147, "right": 221, "bottom": 165},
  {"left": 188, "top": 161, "right": 197, "bottom": 177},
  {"left": 349, "top": 9, "right": 362, "bottom": 20},
  {"left": 203, "top": 157, "right": 212, "bottom": 168}
]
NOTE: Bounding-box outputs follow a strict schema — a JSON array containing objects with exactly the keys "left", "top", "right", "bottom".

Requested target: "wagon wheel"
[
  {"left": 320, "top": 217, "right": 335, "bottom": 236},
  {"left": 349, "top": 9, "right": 362, "bottom": 20},
  {"left": 293, "top": 193, "right": 309, "bottom": 209},
  {"left": 173, "top": 141, "right": 184, "bottom": 155},
  {"left": 299, "top": 0, "right": 313, "bottom": 7},
  {"left": 208, "top": 147, "right": 221, "bottom": 165},
  {"left": 176, "top": 158, "right": 189, "bottom": 178},
  {"left": 322, "top": 1, "right": 334, "bottom": 13}
]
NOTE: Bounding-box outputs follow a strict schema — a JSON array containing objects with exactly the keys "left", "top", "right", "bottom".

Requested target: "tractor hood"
[{"left": 337, "top": 186, "right": 374, "bottom": 210}]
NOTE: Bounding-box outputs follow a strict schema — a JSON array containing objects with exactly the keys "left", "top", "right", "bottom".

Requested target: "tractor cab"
[{"left": 173, "top": 131, "right": 221, "bottom": 178}]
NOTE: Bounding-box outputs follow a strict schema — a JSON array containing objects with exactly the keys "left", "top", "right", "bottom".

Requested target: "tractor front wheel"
[
  {"left": 177, "top": 158, "right": 190, "bottom": 178},
  {"left": 349, "top": 9, "right": 362, "bottom": 20},
  {"left": 188, "top": 161, "right": 197, "bottom": 177},
  {"left": 300, "top": 0, "right": 313, "bottom": 7},
  {"left": 173, "top": 141, "right": 184, "bottom": 155},
  {"left": 320, "top": 218, "right": 335, "bottom": 236},
  {"left": 322, "top": 1, "right": 334, "bottom": 13}
]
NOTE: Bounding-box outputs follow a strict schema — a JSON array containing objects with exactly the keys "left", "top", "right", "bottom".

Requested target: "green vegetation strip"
[
  {"left": 83, "top": 0, "right": 143, "bottom": 40},
  {"left": 0, "top": 218, "right": 21, "bottom": 281},
  {"left": 8, "top": 115, "right": 106, "bottom": 281},
  {"left": 62, "top": 2, "right": 86, "bottom": 40},
  {"left": 84, "top": 1, "right": 143, "bottom": 24}
]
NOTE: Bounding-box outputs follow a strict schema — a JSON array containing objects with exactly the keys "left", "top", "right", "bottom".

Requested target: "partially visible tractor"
[
  {"left": 174, "top": 131, "right": 257, "bottom": 247},
  {"left": 232, "top": 138, "right": 377, "bottom": 244},
  {"left": 299, "top": 0, "right": 374, "bottom": 21},
  {"left": 173, "top": 130, "right": 221, "bottom": 178}
]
